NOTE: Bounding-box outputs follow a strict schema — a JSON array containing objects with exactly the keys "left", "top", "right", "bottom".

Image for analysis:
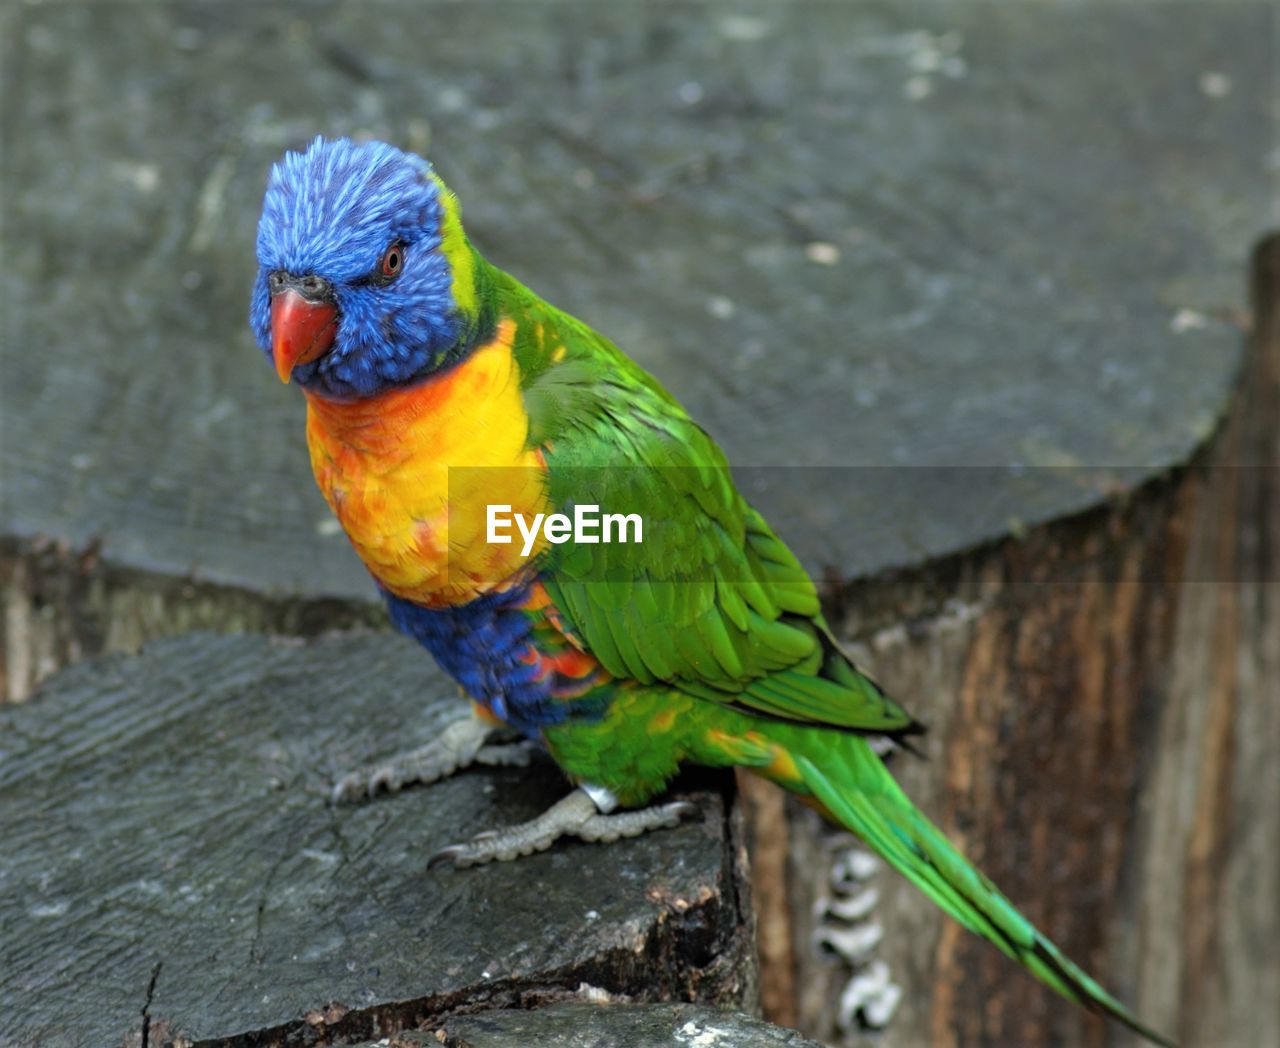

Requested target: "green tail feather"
[{"left": 790, "top": 741, "right": 1175, "bottom": 1047}]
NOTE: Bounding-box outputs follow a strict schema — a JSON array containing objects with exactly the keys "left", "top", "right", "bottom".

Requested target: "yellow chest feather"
[{"left": 304, "top": 320, "right": 549, "bottom": 606}]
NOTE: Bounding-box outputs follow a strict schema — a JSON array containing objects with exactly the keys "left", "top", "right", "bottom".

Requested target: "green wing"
[{"left": 513, "top": 289, "right": 915, "bottom": 735}]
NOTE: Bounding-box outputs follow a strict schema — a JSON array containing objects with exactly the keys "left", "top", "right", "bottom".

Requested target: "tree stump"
[
  {"left": 3, "top": 0, "right": 1265, "bottom": 689},
  {"left": 0, "top": 634, "right": 755, "bottom": 1047},
  {"left": 1, "top": 2, "right": 1275, "bottom": 1047},
  {"left": 756, "top": 235, "right": 1280, "bottom": 1045}
]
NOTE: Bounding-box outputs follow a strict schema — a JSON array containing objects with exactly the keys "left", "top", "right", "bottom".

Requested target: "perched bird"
[{"left": 251, "top": 137, "right": 1170, "bottom": 1045}]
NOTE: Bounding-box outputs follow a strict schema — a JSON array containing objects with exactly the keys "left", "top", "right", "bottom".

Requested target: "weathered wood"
[
  {"left": 0, "top": 0, "right": 1264, "bottom": 609},
  {"left": 0, "top": 634, "right": 754, "bottom": 1048},
  {"left": 358, "top": 1001, "right": 825, "bottom": 1047},
  {"left": 755, "top": 235, "right": 1280, "bottom": 1047},
  {"left": 0, "top": 539, "right": 385, "bottom": 702},
  {"left": 1, "top": 3, "right": 1274, "bottom": 1047}
]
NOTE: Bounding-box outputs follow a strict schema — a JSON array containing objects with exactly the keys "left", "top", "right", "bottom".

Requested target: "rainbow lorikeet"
[{"left": 250, "top": 137, "right": 1170, "bottom": 1045}]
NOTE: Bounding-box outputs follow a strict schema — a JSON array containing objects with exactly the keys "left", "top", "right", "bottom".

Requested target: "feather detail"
[{"left": 305, "top": 318, "right": 549, "bottom": 606}]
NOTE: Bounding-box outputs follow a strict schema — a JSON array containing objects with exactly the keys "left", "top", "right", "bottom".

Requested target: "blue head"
[{"left": 250, "top": 137, "right": 476, "bottom": 398}]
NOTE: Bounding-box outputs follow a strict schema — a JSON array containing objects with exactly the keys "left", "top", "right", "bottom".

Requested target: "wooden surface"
[
  {"left": 1, "top": 0, "right": 1268, "bottom": 603},
  {"left": 757, "top": 237, "right": 1279, "bottom": 1048},
  {"left": 0, "top": 633, "right": 754, "bottom": 1048},
  {"left": 1, "top": 4, "right": 1275, "bottom": 1047},
  {"left": 387, "top": 1001, "right": 825, "bottom": 1047}
]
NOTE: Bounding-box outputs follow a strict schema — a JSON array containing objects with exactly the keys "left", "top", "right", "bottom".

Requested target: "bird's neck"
[{"left": 303, "top": 316, "right": 552, "bottom": 606}]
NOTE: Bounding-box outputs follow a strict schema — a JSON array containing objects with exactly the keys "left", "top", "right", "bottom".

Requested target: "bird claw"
[
  {"left": 426, "top": 789, "right": 700, "bottom": 870},
  {"left": 426, "top": 844, "right": 471, "bottom": 870},
  {"left": 473, "top": 739, "right": 539, "bottom": 769},
  {"left": 329, "top": 716, "right": 501, "bottom": 804}
]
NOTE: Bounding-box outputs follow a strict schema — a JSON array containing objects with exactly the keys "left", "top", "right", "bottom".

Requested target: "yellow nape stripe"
[{"left": 432, "top": 172, "right": 477, "bottom": 319}]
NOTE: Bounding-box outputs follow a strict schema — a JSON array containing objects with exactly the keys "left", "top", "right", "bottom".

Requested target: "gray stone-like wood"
[
  {"left": 0, "top": 634, "right": 752, "bottom": 1048},
  {"left": 2, "top": 1, "right": 1269, "bottom": 602},
  {"left": 354, "top": 1002, "right": 824, "bottom": 1048},
  {"left": 748, "top": 237, "right": 1280, "bottom": 1047},
  {"left": 1, "top": 5, "right": 1274, "bottom": 1047}
]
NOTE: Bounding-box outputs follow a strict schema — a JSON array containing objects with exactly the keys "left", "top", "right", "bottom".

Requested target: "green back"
[{"left": 487, "top": 263, "right": 914, "bottom": 735}]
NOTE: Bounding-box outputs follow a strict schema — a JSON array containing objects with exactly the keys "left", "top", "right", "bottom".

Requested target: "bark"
[{"left": 756, "top": 235, "right": 1280, "bottom": 1047}]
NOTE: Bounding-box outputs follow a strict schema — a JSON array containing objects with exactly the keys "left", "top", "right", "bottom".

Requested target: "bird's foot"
[
  {"left": 427, "top": 785, "right": 698, "bottom": 868},
  {"left": 331, "top": 717, "right": 536, "bottom": 804}
]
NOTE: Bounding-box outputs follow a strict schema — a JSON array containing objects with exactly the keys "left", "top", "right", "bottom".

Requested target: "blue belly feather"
[{"left": 382, "top": 583, "right": 570, "bottom": 731}]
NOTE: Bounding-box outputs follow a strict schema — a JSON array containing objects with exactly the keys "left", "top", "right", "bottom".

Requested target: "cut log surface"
[
  {"left": 364, "top": 1001, "right": 825, "bottom": 1048},
  {"left": 1, "top": 1, "right": 1268, "bottom": 603},
  {"left": 1, "top": 4, "right": 1275, "bottom": 1048},
  {"left": 0, "top": 634, "right": 753, "bottom": 1048},
  {"left": 772, "top": 242, "right": 1280, "bottom": 1048}
]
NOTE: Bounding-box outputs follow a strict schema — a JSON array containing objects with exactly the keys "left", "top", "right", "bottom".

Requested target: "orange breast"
[{"left": 304, "top": 319, "right": 551, "bottom": 606}]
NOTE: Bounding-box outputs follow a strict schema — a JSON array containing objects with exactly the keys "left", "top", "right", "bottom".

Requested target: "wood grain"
[
  {"left": 1, "top": 3, "right": 1274, "bottom": 1046},
  {"left": 763, "top": 236, "right": 1279, "bottom": 1046},
  {"left": 0, "top": 633, "right": 754, "bottom": 1048},
  {"left": 427, "top": 1001, "right": 825, "bottom": 1048},
  {"left": 1, "top": 1, "right": 1265, "bottom": 601}
]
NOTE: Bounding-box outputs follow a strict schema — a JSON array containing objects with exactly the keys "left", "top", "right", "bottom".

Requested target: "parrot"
[{"left": 249, "top": 136, "right": 1171, "bottom": 1046}]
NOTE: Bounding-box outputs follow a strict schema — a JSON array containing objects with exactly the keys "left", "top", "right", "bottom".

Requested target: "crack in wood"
[{"left": 140, "top": 960, "right": 162, "bottom": 1048}]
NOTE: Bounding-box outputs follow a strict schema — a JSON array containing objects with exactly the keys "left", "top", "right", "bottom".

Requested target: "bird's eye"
[
  {"left": 268, "top": 270, "right": 286, "bottom": 292},
  {"left": 380, "top": 242, "right": 404, "bottom": 279}
]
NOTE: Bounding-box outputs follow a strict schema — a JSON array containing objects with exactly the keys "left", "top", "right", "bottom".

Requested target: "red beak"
[{"left": 271, "top": 289, "right": 338, "bottom": 383}]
